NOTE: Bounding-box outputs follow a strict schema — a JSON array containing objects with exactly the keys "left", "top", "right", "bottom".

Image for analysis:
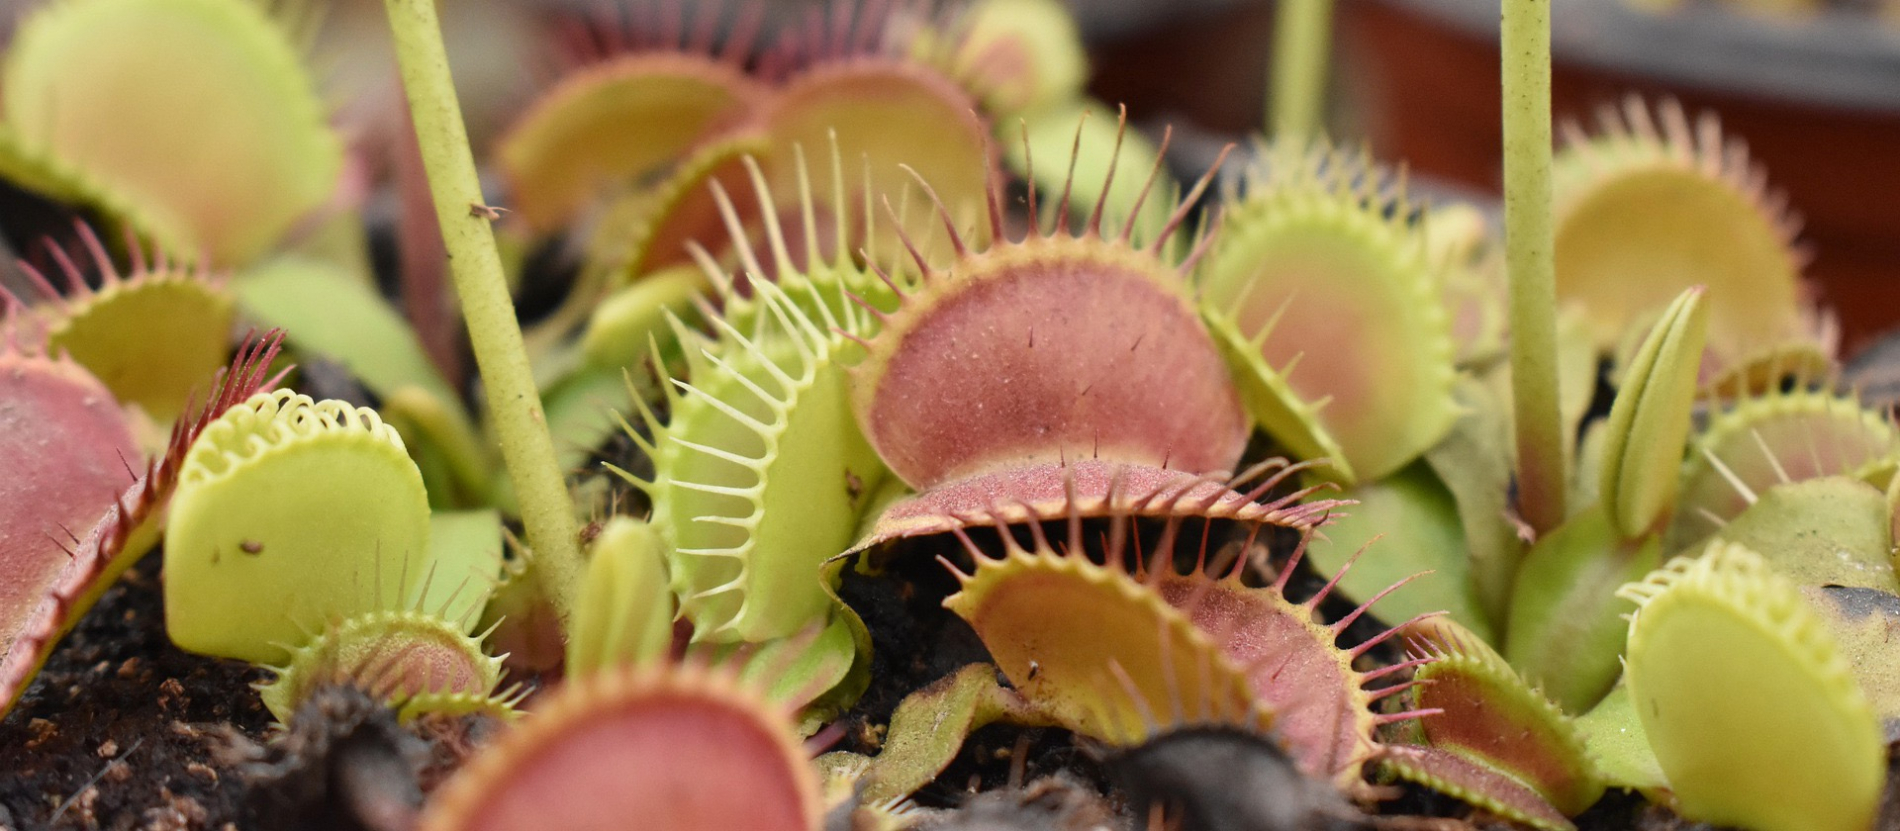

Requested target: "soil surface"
[{"left": 1, "top": 556, "right": 269, "bottom": 830}]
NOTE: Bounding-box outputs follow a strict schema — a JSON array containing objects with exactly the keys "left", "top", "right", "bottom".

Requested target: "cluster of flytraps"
[{"left": 0, "top": 0, "right": 1896, "bottom": 829}]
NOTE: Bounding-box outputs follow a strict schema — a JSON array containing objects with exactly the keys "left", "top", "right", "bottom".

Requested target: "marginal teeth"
[
  {"left": 1194, "top": 139, "right": 1460, "bottom": 486},
  {"left": 2, "top": 332, "right": 284, "bottom": 718},
  {"left": 1617, "top": 541, "right": 1883, "bottom": 831},
  {"left": 1150, "top": 534, "right": 1421, "bottom": 790},
  {"left": 258, "top": 610, "right": 510, "bottom": 724},
  {"left": 942, "top": 531, "right": 1269, "bottom": 748},
  {"left": 1668, "top": 387, "right": 1899, "bottom": 550},
  {"left": 165, "top": 389, "right": 432, "bottom": 665},
  {"left": 16, "top": 224, "right": 236, "bottom": 424},
  {"left": 1403, "top": 615, "right": 1604, "bottom": 816},
  {"left": 630, "top": 243, "right": 886, "bottom": 643},
  {"left": 1552, "top": 96, "right": 1809, "bottom": 365}
]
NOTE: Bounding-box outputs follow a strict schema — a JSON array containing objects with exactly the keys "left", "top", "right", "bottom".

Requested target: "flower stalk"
[
  {"left": 381, "top": 0, "right": 582, "bottom": 619},
  {"left": 1501, "top": 0, "right": 1566, "bottom": 533},
  {"left": 1270, "top": 0, "right": 1334, "bottom": 140}
]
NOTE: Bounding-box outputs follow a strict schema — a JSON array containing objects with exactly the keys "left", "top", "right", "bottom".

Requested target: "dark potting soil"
[
  {"left": 0, "top": 555, "right": 269, "bottom": 830},
  {"left": 832, "top": 538, "right": 1115, "bottom": 814},
  {"left": 0, "top": 554, "right": 486, "bottom": 831}
]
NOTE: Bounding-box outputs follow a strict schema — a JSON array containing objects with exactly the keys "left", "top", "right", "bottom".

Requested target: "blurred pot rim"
[{"left": 1375, "top": 0, "right": 1900, "bottom": 112}]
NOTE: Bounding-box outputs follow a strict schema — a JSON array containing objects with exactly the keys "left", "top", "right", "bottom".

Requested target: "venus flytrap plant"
[
  {"left": 939, "top": 517, "right": 1273, "bottom": 748},
  {"left": 258, "top": 610, "right": 512, "bottom": 724},
  {"left": 417, "top": 660, "right": 825, "bottom": 831},
  {"left": 1504, "top": 287, "right": 1706, "bottom": 713},
  {"left": 1197, "top": 142, "right": 1461, "bottom": 487},
  {"left": 0, "top": 309, "right": 142, "bottom": 700},
  {"left": 564, "top": 516, "right": 677, "bottom": 674},
  {"left": 14, "top": 0, "right": 1900, "bottom": 826},
  {"left": 1618, "top": 542, "right": 1884, "bottom": 831},
  {"left": 616, "top": 267, "right": 885, "bottom": 645},
  {"left": 162, "top": 389, "right": 433, "bottom": 663},
  {"left": 1667, "top": 384, "right": 1900, "bottom": 551},
  {"left": 1552, "top": 98, "right": 1826, "bottom": 378},
  {"left": 384, "top": 4, "right": 1900, "bottom": 828},
  {"left": 1, "top": 330, "right": 285, "bottom": 716},
  {"left": 902, "top": 0, "right": 1088, "bottom": 124},
  {"left": 520, "top": 58, "right": 1584, "bottom": 818},
  {"left": 839, "top": 122, "right": 1342, "bottom": 551},
  {"left": 13, "top": 223, "right": 237, "bottom": 426},
  {"left": 162, "top": 384, "right": 513, "bottom": 720},
  {"left": 0, "top": 0, "right": 343, "bottom": 267},
  {"left": 1391, "top": 616, "right": 1603, "bottom": 829}
]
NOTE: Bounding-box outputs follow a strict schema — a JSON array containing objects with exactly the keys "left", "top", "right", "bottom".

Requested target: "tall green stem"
[
  {"left": 1502, "top": 0, "right": 1566, "bottom": 533},
  {"left": 1270, "top": 0, "right": 1334, "bottom": 141},
  {"left": 382, "top": 0, "right": 582, "bottom": 618}
]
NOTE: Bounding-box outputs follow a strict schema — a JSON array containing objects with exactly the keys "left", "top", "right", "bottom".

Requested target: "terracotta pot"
[{"left": 1340, "top": 0, "right": 1900, "bottom": 351}]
